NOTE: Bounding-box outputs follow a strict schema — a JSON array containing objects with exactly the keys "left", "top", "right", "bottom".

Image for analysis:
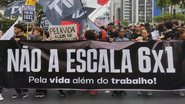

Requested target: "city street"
[{"left": 0, "top": 89, "right": 185, "bottom": 104}]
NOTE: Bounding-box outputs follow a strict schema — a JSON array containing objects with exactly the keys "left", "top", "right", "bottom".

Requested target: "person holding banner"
[
  {"left": 176, "top": 28, "right": 185, "bottom": 40},
  {"left": 0, "top": 81, "right": 3, "bottom": 101},
  {"left": 85, "top": 30, "right": 98, "bottom": 40},
  {"left": 0, "top": 31, "right": 3, "bottom": 38},
  {"left": 0, "top": 45, "right": 4, "bottom": 101},
  {"left": 131, "top": 25, "right": 141, "bottom": 40},
  {"left": 10, "top": 24, "right": 27, "bottom": 41},
  {"left": 136, "top": 28, "right": 153, "bottom": 96},
  {"left": 112, "top": 28, "right": 128, "bottom": 96},
  {"left": 11, "top": 23, "right": 29, "bottom": 99},
  {"left": 99, "top": 26, "right": 108, "bottom": 41},
  {"left": 0, "top": 87, "right": 3, "bottom": 101},
  {"left": 0, "top": 75, "right": 4, "bottom": 101},
  {"left": 29, "top": 27, "right": 48, "bottom": 98},
  {"left": 115, "top": 28, "right": 129, "bottom": 41},
  {"left": 29, "top": 27, "right": 44, "bottom": 41},
  {"left": 84, "top": 30, "right": 98, "bottom": 95},
  {"left": 172, "top": 28, "right": 185, "bottom": 97},
  {"left": 107, "top": 25, "right": 118, "bottom": 42},
  {"left": 135, "top": 28, "right": 152, "bottom": 42}
]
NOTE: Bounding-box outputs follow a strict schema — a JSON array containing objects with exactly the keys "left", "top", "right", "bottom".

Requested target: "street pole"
[
  {"left": 136, "top": 0, "right": 139, "bottom": 24},
  {"left": 173, "top": 6, "right": 176, "bottom": 19},
  {"left": 132, "top": 0, "right": 134, "bottom": 25},
  {"left": 144, "top": 0, "right": 147, "bottom": 23},
  {"left": 152, "top": 0, "right": 154, "bottom": 24}
]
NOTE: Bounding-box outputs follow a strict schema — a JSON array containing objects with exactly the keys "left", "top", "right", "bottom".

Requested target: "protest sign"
[
  {"left": 49, "top": 25, "right": 78, "bottom": 41},
  {"left": 22, "top": 5, "right": 35, "bottom": 22}
]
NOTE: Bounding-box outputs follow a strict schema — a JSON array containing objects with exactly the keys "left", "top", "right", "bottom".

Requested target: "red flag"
[{"left": 97, "top": 0, "right": 109, "bottom": 5}]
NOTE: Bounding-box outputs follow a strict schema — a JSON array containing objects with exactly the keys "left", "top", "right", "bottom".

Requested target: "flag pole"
[
  {"left": 79, "top": 0, "right": 88, "bottom": 39},
  {"left": 27, "top": 22, "right": 29, "bottom": 40},
  {"left": 89, "top": 6, "right": 104, "bottom": 20}
]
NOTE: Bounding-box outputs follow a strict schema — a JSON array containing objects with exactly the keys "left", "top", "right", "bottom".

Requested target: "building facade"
[
  {"left": 110, "top": 0, "right": 121, "bottom": 22},
  {"left": 121, "top": 0, "right": 132, "bottom": 23},
  {"left": 110, "top": 0, "right": 156, "bottom": 24}
]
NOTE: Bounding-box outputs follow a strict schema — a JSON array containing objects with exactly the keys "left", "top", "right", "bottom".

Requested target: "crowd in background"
[
  {"left": 85, "top": 20, "right": 185, "bottom": 42},
  {"left": 0, "top": 20, "right": 185, "bottom": 101},
  {"left": 1, "top": 20, "right": 185, "bottom": 42}
]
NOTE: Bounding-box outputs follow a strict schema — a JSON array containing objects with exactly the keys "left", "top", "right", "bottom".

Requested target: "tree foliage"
[
  {"left": 121, "top": 19, "right": 128, "bottom": 27},
  {"left": 0, "top": 17, "right": 15, "bottom": 32},
  {"left": 157, "top": 0, "right": 185, "bottom": 9},
  {"left": 157, "top": 0, "right": 171, "bottom": 9},
  {"left": 154, "top": 13, "right": 185, "bottom": 22}
]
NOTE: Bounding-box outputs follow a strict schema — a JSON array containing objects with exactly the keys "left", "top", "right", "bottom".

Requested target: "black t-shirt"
[
  {"left": 163, "top": 29, "right": 177, "bottom": 40},
  {"left": 10, "top": 35, "right": 27, "bottom": 41},
  {"left": 131, "top": 33, "right": 140, "bottom": 39},
  {"left": 109, "top": 31, "right": 118, "bottom": 38}
]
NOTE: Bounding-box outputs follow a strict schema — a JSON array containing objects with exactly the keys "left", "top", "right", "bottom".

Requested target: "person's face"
[
  {"left": 183, "top": 25, "right": 185, "bottom": 29},
  {"left": 107, "top": 25, "right": 113, "bottom": 31},
  {"left": 33, "top": 30, "right": 41, "bottom": 36},
  {"left": 0, "top": 31, "right": 3, "bottom": 38},
  {"left": 140, "top": 26, "right": 145, "bottom": 30},
  {"left": 141, "top": 30, "right": 149, "bottom": 39},
  {"left": 118, "top": 30, "right": 126, "bottom": 38},
  {"left": 180, "top": 32, "right": 185, "bottom": 40},
  {"left": 130, "top": 26, "right": 134, "bottom": 29},
  {"left": 14, "top": 27, "right": 22, "bottom": 35},
  {"left": 135, "top": 25, "right": 140, "bottom": 31}
]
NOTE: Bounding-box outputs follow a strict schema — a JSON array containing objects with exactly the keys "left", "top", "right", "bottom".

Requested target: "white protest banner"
[{"left": 49, "top": 24, "right": 79, "bottom": 41}]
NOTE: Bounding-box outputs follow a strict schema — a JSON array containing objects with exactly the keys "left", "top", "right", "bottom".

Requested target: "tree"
[
  {"left": 157, "top": 0, "right": 170, "bottom": 9},
  {"left": 154, "top": 13, "right": 185, "bottom": 22},
  {"left": 170, "top": 0, "right": 185, "bottom": 8},
  {"left": 120, "top": 19, "right": 128, "bottom": 27},
  {"left": 0, "top": 17, "right": 15, "bottom": 32},
  {"left": 157, "top": 0, "right": 185, "bottom": 19},
  {"left": 179, "top": 0, "right": 185, "bottom": 8},
  {"left": 157, "top": 0, "right": 172, "bottom": 15},
  {"left": 157, "top": 0, "right": 185, "bottom": 9}
]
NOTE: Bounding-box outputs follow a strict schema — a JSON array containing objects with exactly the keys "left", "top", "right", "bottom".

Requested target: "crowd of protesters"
[
  {"left": 0, "top": 20, "right": 185, "bottom": 101},
  {"left": 84, "top": 21, "right": 185, "bottom": 43}
]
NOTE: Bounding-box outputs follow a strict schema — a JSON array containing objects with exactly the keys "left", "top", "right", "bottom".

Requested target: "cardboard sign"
[{"left": 49, "top": 25, "right": 78, "bottom": 41}]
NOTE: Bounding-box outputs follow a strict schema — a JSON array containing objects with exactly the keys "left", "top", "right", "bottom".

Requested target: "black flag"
[
  {"left": 4, "top": 0, "right": 24, "bottom": 17},
  {"left": 39, "top": 0, "right": 83, "bottom": 25},
  {"left": 63, "top": 7, "right": 96, "bottom": 34}
]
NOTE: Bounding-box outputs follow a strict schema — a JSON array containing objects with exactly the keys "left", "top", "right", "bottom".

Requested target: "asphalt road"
[{"left": 0, "top": 89, "right": 185, "bottom": 104}]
